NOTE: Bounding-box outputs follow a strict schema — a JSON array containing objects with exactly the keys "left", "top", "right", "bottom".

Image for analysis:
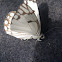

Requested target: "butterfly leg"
[{"left": 4, "top": 11, "right": 16, "bottom": 34}]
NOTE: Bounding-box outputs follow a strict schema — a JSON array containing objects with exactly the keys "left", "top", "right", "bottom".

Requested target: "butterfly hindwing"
[{"left": 4, "top": 0, "right": 43, "bottom": 40}]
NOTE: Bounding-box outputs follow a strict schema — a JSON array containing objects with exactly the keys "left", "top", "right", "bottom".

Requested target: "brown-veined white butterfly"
[{"left": 4, "top": 0, "right": 44, "bottom": 40}]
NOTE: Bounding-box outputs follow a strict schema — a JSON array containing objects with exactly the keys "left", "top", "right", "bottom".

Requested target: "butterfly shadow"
[
  {"left": 33, "top": 3, "right": 52, "bottom": 62},
  {"left": 34, "top": 2, "right": 62, "bottom": 62},
  {"left": 38, "top": 3, "right": 52, "bottom": 35}
]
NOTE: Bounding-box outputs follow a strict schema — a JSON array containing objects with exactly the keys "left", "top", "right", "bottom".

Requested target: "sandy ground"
[{"left": 0, "top": 0, "right": 62, "bottom": 62}]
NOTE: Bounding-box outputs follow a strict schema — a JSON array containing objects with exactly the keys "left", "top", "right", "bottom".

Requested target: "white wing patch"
[
  {"left": 4, "top": 11, "right": 16, "bottom": 34},
  {"left": 18, "top": 9, "right": 23, "bottom": 14},
  {"left": 24, "top": 0, "right": 40, "bottom": 23},
  {"left": 4, "top": 0, "right": 44, "bottom": 40}
]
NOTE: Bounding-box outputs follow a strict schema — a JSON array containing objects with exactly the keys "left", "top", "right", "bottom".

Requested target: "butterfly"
[{"left": 4, "top": 0, "right": 44, "bottom": 40}]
